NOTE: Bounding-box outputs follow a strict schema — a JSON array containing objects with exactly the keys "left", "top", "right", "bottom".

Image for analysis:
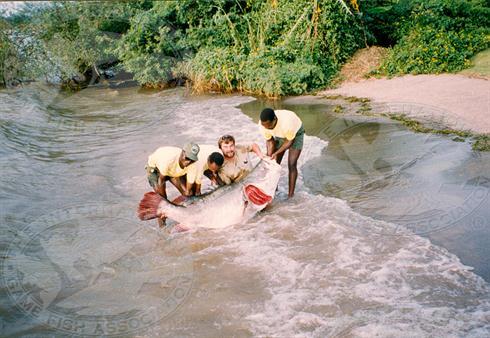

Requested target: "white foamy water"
[
  {"left": 139, "top": 93, "right": 490, "bottom": 337},
  {"left": 1, "top": 86, "right": 489, "bottom": 337}
]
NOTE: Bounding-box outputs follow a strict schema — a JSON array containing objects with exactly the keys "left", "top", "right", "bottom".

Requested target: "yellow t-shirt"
[
  {"left": 186, "top": 145, "right": 222, "bottom": 185},
  {"left": 258, "top": 109, "right": 302, "bottom": 140},
  {"left": 147, "top": 146, "right": 190, "bottom": 178},
  {"left": 218, "top": 144, "right": 254, "bottom": 185}
]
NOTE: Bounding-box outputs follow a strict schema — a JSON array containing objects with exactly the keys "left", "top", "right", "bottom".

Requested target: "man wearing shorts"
[
  {"left": 258, "top": 108, "right": 304, "bottom": 198},
  {"left": 145, "top": 143, "right": 200, "bottom": 200}
]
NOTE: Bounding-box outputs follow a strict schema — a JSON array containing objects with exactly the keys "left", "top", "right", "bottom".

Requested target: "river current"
[{"left": 0, "top": 84, "right": 489, "bottom": 337}]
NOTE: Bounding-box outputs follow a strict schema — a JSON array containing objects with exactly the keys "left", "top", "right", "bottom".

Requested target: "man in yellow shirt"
[
  {"left": 217, "top": 135, "right": 264, "bottom": 185},
  {"left": 258, "top": 108, "right": 304, "bottom": 198},
  {"left": 186, "top": 144, "right": 225, "bottom": 195},
  {"left": 146, "top": 143, "right": 200, "bottom": 200}
]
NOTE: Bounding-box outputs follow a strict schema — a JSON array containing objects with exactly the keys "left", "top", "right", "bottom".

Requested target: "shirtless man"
[{"left": 217, "top": 135, "right": 264, "bottom": 185}]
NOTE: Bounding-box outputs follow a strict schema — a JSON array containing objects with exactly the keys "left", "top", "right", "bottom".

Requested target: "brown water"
[
  {"left": 1, "top": 85, "right": 489, "bottom": 337},
  {"left": 241, "top": 96, "right": 490, "bottom": 281}
]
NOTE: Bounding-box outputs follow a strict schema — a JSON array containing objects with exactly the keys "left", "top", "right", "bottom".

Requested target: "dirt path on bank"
[{"left": 320, "top": 74, "right": 489, "bottom": 134}]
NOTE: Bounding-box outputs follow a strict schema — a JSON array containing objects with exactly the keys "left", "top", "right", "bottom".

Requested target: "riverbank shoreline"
[
  {"left": 5, "top": 72, "right": 488, "bottom": 151},
  {"left": 317, "top": 74, "right": 489, "bottom": 135}
]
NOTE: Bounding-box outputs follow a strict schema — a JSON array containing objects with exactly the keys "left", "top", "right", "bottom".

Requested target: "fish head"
[{"left": 243, "top": 158, "right": 282, "bottom": 207}]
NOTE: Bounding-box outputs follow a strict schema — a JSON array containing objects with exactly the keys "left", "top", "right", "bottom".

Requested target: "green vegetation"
[
  {"left": 0, "top": 17, "right": 14, "bottom": 87},
  {"left": 472, "top": 135, "right": 490, "bottom": 151},
  {"left": 0, "top": 0, "right": 365, "bottom": 95},
  {"left": 386, "top": 114, "right": 472, "bottom": 138},
  {"left": 363, "top": 0, "right": 490, "bottom": 75},
  {"left": 333, "top": 104, "right": 344, "bottom": 113},
  {"left": 357, "top": 101, "right": 372, "bottom": 114},
  {"left": 388, "top": 114, "right": 489, "bottom": 152},
  {"left": 1, "top": 0, "right": 489, "bottom": 94},
  {"left": 324, "top": 94, "right": 344, "bottom": 100},
  {"left": 344, "top": 96, "right": 370, "bottom": 103},
  {"left": 1, "top": 1, "right": 149, "bottom": 88},
  {"left": 179, "top": 0, "right": 364, "bottom": 96}
]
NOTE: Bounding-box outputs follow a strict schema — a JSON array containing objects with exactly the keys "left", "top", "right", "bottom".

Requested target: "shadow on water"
[{"left": 240, "top": 97, "right": 490, "bottom": 281}]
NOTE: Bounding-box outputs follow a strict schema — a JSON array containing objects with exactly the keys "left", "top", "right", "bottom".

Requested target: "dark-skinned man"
[
  {"left": 186, "top": 144, "right": 225, "bottom": 196},
  {"left": 170, "top": 144, "right": 224, "bottom": 233},
  {"left": 258, "top": 108, "right": 304, "bottom": 198},
  {"left": 145, "top": 143, "right": 200, "bottom": 226}
]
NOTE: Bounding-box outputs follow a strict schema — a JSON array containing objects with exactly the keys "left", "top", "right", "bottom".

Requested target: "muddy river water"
[{"left": 1, "top": 85, "right": 489, "bottom": 336}]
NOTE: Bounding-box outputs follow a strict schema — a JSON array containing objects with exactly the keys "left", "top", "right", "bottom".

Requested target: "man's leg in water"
[{"left": 287, "top": 147, "right": 301, "bottom": 198}]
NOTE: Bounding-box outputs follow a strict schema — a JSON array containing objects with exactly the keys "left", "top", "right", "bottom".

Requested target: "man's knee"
[{"left": 288, "top": 162, "right": 297, "bottom": 172}]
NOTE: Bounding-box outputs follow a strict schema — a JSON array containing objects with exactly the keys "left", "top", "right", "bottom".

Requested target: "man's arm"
[
  {"left": 157, "top": 174, "right": 168, "bottom": 199},
  {"left": 251, "top": 143, "right": 265, "bottom": 159},
  {"left": 184, "top": 163, "right": 199, "bottom": 196},
  {"left": 216, "top": 175, "right": 225, "bottom": 186},
  {"left": 217, "top": 171, "right": 230, "bottom": 186},
  {"left": 203, "top": 169, "right": 219, "bottom": 185},
  {"left": 184, "top": 181, "right": 194, "bottom": 197},
  {"left": 265, "top": 138, "right": 275, "bottom": 157},
  {"left": 271, "top": 139, "right": 294, "bottom": 160}
]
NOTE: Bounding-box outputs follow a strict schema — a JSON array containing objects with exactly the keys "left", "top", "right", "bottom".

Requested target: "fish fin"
[
  {"left": 244, "top": 185, "right": 272, "bottom": 205},
  {"left": 138, "top": 192, "right": 163, "bottom": 220},
  {"left": 171, "top": 195, "right": 187, "bottom": 205}
]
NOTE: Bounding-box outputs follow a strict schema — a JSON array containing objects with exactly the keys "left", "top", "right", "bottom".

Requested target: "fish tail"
[{"left": 138, "top": 192, "right": 163, "bottom": 220}]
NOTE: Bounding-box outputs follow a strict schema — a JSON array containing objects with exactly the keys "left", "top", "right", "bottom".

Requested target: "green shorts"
[
  {"left": 146, "top": 165, "right": 159, "bottom": 188},
  {"left": 274, "top": 124, "right": 304, "bottom": 150}
]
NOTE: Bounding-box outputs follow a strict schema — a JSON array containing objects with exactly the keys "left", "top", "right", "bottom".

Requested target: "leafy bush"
[
  {"left": 372, "top": 0, "right": 490, "bottom": 74},
  {"left": 2, "top": 0, "right": 363, "bottom": 94},
  {"left": 382, "top": 26, "right": 488, "bottom": 74},
  {"left": 0, "top": 13, "right": 54, "bottom": 86},
  {"left": 0, "top": 18, "right": 15, "bottom": 86},
  {"left": 182, "top": 0, "right": 362, "bottom": 96},
  {"left": 116, "top": 6, "right": 179, "bottom": 86},
  {"left": 3, "top": 0, "right": 490, "bottom": 92},
  {"left": 185, "top": 46, "right": 331, "bottom": 97},
  {"left": 2, "top": 1, "right": 148, "bottom": 85}
]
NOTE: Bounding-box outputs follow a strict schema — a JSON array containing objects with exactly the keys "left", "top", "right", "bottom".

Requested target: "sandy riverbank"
[{"left": 319, "top": 74, "right": 489, "bottom": 134}]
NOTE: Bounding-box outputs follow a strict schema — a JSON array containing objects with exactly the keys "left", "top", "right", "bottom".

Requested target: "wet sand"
[{"left": 319, "top": 74, "right": 490, "bottom": 134}]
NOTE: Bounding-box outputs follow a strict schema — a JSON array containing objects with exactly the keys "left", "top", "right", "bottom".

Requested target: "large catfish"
[{"left": 138, "top": 158, "right": 282, "bottom": 229}]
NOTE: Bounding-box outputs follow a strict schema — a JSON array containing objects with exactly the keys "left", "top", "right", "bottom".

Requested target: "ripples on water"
[{"left": 0, "top": 84, "right": 489, "bottom": 336}]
